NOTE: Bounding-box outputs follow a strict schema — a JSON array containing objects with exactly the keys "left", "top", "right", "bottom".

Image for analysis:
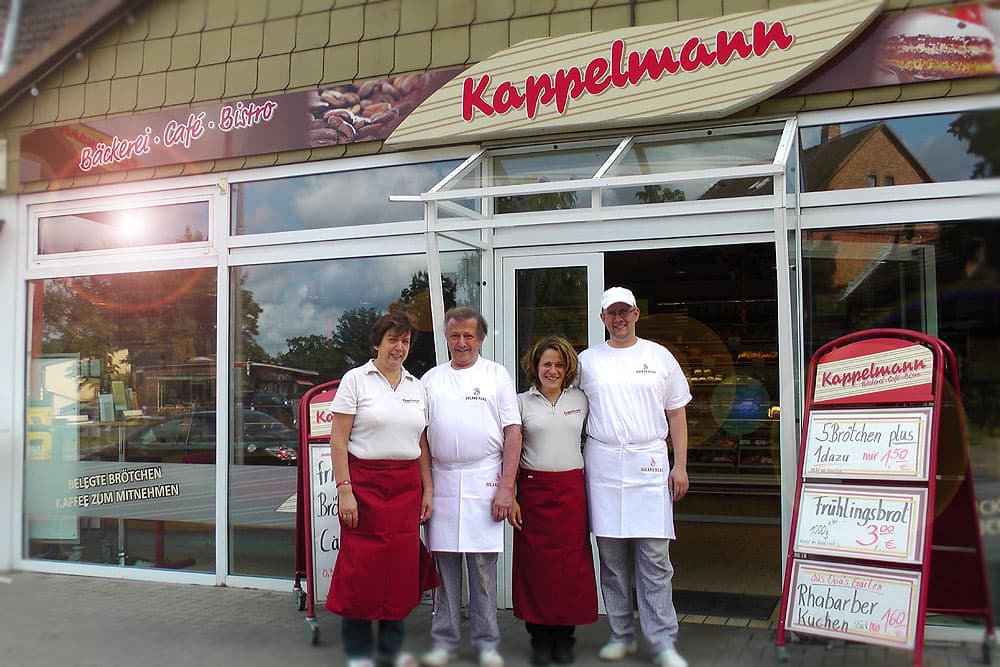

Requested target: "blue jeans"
[{"left": 342, "top": 617, "right": 405, "bottom": 660}]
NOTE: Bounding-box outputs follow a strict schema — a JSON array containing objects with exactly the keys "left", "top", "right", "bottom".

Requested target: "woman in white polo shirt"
[
  {"left": 509, "top": 335, "right": 598, "bottom": 666},
  {"left": 326, "top": 308, "right": 437, "bottom": 667}
]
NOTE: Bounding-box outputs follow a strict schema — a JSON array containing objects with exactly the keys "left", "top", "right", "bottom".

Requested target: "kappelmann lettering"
[
  {"left": 820, "top": 359, "right": 928, "bottom": 389},
  {"left": 461, "top": 21, "right": 794, "bottom": 121}
]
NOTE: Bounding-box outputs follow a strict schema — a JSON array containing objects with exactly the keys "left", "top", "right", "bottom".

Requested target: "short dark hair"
[
  {"left": 369, "top": 307, "right": 418, "bottom": 348},
  {"left": 444, "top": 306, "right": 488, "bottom": 338},
  {"left": 521, "top": 335, "right": 579, "bottom": 389}
]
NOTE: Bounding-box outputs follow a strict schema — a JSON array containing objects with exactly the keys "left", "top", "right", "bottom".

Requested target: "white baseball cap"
[{"left": 601, "top": 286, "right": 637, "bottom": 311}]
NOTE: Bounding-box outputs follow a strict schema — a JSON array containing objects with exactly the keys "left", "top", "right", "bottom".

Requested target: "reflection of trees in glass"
[
  {"left": 635, "top": 184, "right": 686, "bottom": 203},
  {"left": 268, "top": 269, "right": 463, "bottom": 383},
  {"left": 948, "top": 111, "right": 1000, "bottom": 179},
  {"left": 332, "top": 307, "right": 383, "bottom": 369},
  {"left": 38, "top": 270, "right": 218, "bottom": 402},
  {"left": 496, "top": 189, "right": 578, "bottom": 213},
  {"left": 397, "top": 270, "right": 458, "bottom": 377},
  {"left": 280, "top": 335, "right": 344, "bottom": 383}
]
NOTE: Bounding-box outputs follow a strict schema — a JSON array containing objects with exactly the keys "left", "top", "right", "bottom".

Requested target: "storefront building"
[{"left": 1, "top": 0, "right": 998, "bottom": 629}]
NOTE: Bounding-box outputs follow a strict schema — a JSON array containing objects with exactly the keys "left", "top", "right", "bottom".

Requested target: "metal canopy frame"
[{"left": 390, "top": 118, "right": 799, "bottom": 366}]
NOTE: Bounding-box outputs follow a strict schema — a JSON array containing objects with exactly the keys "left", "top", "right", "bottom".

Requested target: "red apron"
[
  {"left": 512, "top": 468, "right": 598, "bottom": 625},
  {"left": 326, "top": 456, "right": 439, "bottom": 620}
]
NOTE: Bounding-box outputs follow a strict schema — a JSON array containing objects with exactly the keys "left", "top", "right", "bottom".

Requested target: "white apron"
[
  {"left": 584, "top": 437, "right": 675, "bottom": 539},
  {"left": 428, "top": 459, "right": 504, "bottom": 552}
]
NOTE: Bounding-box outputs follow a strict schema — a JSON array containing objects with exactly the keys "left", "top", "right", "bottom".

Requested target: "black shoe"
[
  {"left": 551, "top": 646, "right": 575, "bottom": 665},
  {"left": 530, "top": 649, "right": 551, "bottom": 666}
]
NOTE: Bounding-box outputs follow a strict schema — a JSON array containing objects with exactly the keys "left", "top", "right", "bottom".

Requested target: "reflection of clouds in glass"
[
  {"left": 291, "top": 164, "right": 442, "bottom": 228},
  {"left": 915, "top": 130, "right": 976, "bottom": 182},
  {"left": 243, "top": 255, "right": 428, "bottom": 355},
  {"left": 237, "top": 161, "right": 461, "bottom": 234}
]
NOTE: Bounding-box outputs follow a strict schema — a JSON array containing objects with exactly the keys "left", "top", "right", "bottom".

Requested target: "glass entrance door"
[
  {"left": 498, "top": 242, "right": 787, "bottom": 619},
  {"left": 497, "top": 253, "right": 604, "bottom": 610},
  {"left": 498, "top": 254, "right": 605, "bottom": 393}
]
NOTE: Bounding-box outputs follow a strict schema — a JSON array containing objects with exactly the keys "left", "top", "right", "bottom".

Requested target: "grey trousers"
[
  {"left": 596, "top": 537, "right": 679, "bottom": 654},
  {"left": 431, "top": 551, "right": 500, "bottom": 653}
]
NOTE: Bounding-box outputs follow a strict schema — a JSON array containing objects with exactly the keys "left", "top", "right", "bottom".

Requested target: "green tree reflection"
[{"left": 948, "top": 110, "right": 1000, "bottom": 179}]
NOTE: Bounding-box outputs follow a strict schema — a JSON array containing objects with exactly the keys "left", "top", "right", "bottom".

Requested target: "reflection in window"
[
  {"left": 799, "top": 108, "right": 1000, "bottom": 191},
  {"left": 23, "top": 269, "right": 217, "bottom": 572},
  {"left": 228, "top": 250, "right": 480, "bottom": 577},
  {"left": 38, "top": 201, "right": 210, "bottom": 254},
  {"left": 802, "top": 220, "right": 1000, "bottom": 599},
  {"left": 606, "top": 129, "right": 782, "bottom": 176},
  {"left": 231, "top": 160, "right": 462, "bottom": 234},
  {"left": 603, "top": 176, "right": 773, "bottom": 205},
  {"left": 492, "top": 146, "right": 611, "bottom": 214}
]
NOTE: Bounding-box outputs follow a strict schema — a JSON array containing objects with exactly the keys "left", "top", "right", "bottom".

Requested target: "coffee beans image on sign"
[{"left": 306, "top": 73, "right": 436, "bottom": 146}]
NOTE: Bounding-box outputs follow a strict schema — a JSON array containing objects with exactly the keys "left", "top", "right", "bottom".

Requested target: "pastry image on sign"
[{"left": 879, "top": 5, "right": 1000, "bottom": 83}]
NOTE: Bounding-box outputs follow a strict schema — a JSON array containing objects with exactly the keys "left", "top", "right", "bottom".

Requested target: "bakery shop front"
[{"left": 3, "top": 0, "right": 999, "bottom": 630}]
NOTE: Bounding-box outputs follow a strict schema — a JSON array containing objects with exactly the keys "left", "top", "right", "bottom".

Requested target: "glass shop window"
[
  {"left": 231, "top": 159, "right": 464, "bottom": 234},
  {"left": 228, "top": 250, "right": 481, "bottom": 577},
  {"left": 24, "top": 268, "right": 218, "bottom": 571},
  {"left": 799, "top": 108, "right": 1000, "bottom": 192},
  {"left": 37, "top": 201, "right": 210, "bottom": 255}
]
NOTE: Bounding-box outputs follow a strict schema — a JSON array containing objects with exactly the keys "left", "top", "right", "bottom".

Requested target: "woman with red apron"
[
  {"left": 509, "top": 335, "right": 598, "bottom": 666},
  {"left": 326, "top": 309, "right": 438, "bottom": 667}
]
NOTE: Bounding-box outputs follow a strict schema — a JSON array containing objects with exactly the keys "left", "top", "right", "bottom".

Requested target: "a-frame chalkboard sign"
[{"left": 776, "top": 329, "right": 994, "bottom": 666}]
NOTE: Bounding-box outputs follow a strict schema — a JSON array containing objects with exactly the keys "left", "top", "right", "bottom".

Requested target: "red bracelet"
[{"left": 336, "top": 479, "right": 352, "bottom": 488}]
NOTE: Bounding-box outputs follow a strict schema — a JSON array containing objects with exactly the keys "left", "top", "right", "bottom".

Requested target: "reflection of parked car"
[
  {"left": 84, "top": 409, "right": 298, "bottom": 465},
  {"left": 240, "top": 391, "right": 296, "bottom": 427}
]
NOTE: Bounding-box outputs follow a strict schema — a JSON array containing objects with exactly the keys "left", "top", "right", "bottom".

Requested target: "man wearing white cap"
[{"left": 578, "top": 286, "right": 691, "bottom": 667}]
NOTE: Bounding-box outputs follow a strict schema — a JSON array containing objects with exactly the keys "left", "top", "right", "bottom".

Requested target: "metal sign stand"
[{"left": 292, "top": 379, "right": 341, "bottom": 646}]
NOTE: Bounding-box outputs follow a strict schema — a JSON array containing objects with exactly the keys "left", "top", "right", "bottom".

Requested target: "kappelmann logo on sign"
[
  {"left": 814, "top": 345, "right": 933, "bottom": 402},
  {"left": 461, "top": 22, "right": 795, "bottom": 121}
]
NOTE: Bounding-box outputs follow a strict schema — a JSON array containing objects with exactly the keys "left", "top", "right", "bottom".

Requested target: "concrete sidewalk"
[{"left": 0, "top": 571, "right": 989, "bottom": 667}]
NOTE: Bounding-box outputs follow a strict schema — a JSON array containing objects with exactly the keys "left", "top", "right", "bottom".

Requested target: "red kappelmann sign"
[
  {"left": 812, "top": 339, "right": 935, "bottom": 404},
  {"left": 461, "top": 21, "right": 794, "bottom": 121},
  {"left": 19, "top": 71, "right": 460, "bottom": 183}
]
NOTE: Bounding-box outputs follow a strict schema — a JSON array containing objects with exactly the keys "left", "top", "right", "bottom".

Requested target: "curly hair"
[{"left": 520, "top": 335, "right": 579, "bottom": 390}]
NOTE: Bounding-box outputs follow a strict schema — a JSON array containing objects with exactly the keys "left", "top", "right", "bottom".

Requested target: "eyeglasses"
[{"left": 603, "top": 308, "right": 635, "bottom": 320}]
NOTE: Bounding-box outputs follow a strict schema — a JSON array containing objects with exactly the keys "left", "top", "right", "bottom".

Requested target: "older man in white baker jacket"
[
  {"left": 420, "top": 306, "right": 522, "bottom": 667},
  {"left": 578, "top": 287, "right": 691, "bottom": 667}
]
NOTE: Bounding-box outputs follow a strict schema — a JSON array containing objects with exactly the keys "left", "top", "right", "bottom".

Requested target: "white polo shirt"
[
  {"left": 517, "top": 386, "right": 587, "bottom": 472},
  {"left": 330, "top": 360, "right": 427, "bottom": 460},
  {"left": 578, "top": 338, "right": 691, "bottom": 446},
  {"left": 422, "top": 356, "right": 521, "bottom": 465}
]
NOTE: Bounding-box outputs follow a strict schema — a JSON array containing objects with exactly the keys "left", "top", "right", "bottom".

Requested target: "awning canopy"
[{"left": 396, "top": 118, "right": 799, "bottom": 364}]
